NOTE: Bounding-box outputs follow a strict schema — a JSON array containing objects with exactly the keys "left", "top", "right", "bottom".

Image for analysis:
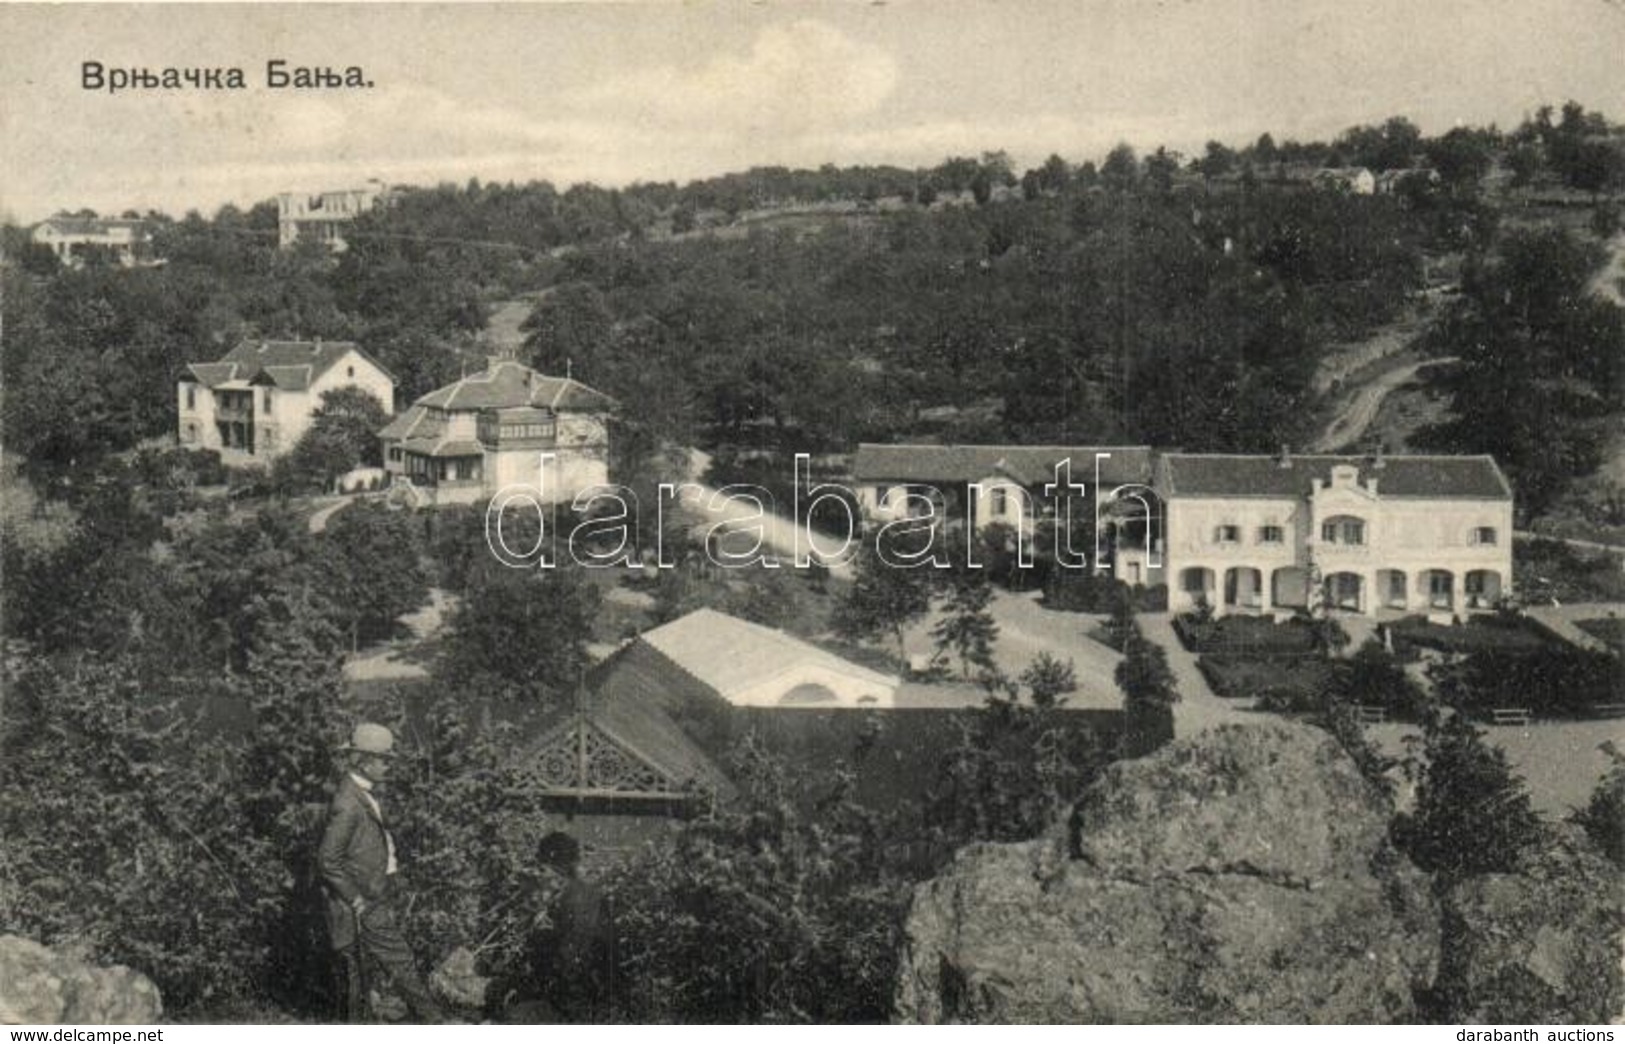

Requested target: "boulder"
[
  {"left": 1434, "top": 829, "right": 1623, "bottom": 1024},
  {"left": 894, "top": 722, "right": 1438, "bottom": 1023},
  {"left": 0, "top": 936, "right": 162, "bottom": 1024}
]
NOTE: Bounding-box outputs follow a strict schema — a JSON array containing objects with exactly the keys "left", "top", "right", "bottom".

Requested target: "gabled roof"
[
  {"left": 638, "top": 608, "right": 899, "bottom": 704},
  {"left": 414, "top": 360, "right": 616, "bottom": 413},
  {"left": 1157, "top": 453, "right": 1512, "bottom": 500},
  {"left": 852, "top": 443, "right": 1154, "bottom": 488},
  {"left": 185, "top": 361, "right": 242, "bottom": 386},
  {"left": 523, "top": 698, "right": 734, "bottom": 801},
  {"left": 377, "top": 405, "right": 443, "bottom": 442},
  {"left": 184, "top": 339, "right": 394, "bottom": 390}
]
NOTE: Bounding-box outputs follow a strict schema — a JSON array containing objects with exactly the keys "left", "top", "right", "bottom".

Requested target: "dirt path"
[
  {"left": 1135, "top": 612, "right": 1251, "bottom": 737},
  {"left": 481, "top": 298, "right": 535, "bottom": 352},
  {"left": 1312, "top": 313, "right": 1425, "bottom": 395},
  {"left": 1590, "top": 232, "right": 1625, "bottom": 307},
  {"left": 1310, "top": 356, "right": 1457, "bottom": 452},
  {"left": 307, "top": 495, "right": 358, "bottom": 534}
]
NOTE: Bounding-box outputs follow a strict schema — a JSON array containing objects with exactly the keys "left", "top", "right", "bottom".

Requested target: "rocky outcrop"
[
  {"left": 895, "top": 722, "right": 1439, "bottom": 1023},
  {"left": 1434, "top": 829, "right": 1623, "bottom": 1024},
  {"left": 0, "top": 936, "right": 162, "bottom": 1024}
]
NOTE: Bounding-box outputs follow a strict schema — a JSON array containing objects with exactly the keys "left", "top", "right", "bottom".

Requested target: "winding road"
[{"left": 1310, "top": 355, "right": 1457, "bottom": 453}]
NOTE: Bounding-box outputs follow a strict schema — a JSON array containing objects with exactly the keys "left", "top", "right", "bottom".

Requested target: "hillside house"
[
  {"left": 177, "top": 339, "right": 395, "bottom": 460},
  {"left": 32, "top": 216, "right": 152, "bottom": 267},
  {"left": 1157, "top": 450, "right": 1513, "bottom": 617},
  {"left": 851, "top": 443, "right": 1156, "bottom": 576},
  {"left": 378, "top": 355, "right": 615, "bottom": 506},
  {"left": 276, "top": 181, "right": 389, "bottom": 251}
]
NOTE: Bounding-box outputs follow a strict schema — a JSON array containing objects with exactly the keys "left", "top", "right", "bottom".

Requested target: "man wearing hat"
[{"left": 318, "top": 722, "right": 446, "bottom": 1023}]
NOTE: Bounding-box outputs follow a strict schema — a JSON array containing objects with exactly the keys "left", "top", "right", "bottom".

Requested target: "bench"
[
  {"left": 1489, "top": 707, "right": 1532, "bottom": 726},
  {"left": 1589, "top": 703, "right": 1625, "bottom": 720},
  {"left": 1355, "top": 704, "right": 1387, "bottom": 725}
]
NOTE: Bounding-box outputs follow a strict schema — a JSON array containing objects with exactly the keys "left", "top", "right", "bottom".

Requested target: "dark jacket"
[{"left": 317, "top": 774, "right": 394, "bottom": 950}]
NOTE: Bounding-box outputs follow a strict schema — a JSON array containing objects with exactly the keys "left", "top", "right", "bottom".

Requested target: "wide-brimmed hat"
[{"left": 340, "top": 722, "right": 396, "bottom": 757}]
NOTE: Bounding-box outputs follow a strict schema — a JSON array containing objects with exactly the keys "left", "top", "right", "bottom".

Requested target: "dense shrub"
[
  {"left": 1175, "top": 613, "right": 1320, "bottom": 656},
  {"left": 1395, "top": 712, "right": 1547, "bottom": 877},
  {"left": 599, "top": 738, "right": 916, "bottom": 1022},
  {"left": 1042, "top": 571, "right": 1166, "bottom": 613},
  {"left": 1573, "top": 749, "right": 1625, "bottom": 867},
  {"left": 1386, "top": 614, "right": 1555, "bottom": 657},
  {"left": 1200, "top": 655, "right": 1333, "bottom": 702},
  {"left": 1430, "top": 645, "right": 1623, "bottom": 719}
]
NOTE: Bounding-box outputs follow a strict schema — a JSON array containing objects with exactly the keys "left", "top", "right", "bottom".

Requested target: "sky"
[{"left": 3, "top": 0, "right": 1624, "bottom": 223}]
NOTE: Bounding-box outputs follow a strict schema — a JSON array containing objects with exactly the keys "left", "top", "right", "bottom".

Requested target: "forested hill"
[{"left": 3, "top": 104, "right": 1622, "bottom": 508}]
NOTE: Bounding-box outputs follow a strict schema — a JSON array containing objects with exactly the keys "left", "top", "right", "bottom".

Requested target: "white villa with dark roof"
[
  {"left": 379, "top": 356, "right": 616, "bottom": 506},
  {"left": 32, "top": 215, "right": 152, "bottom": 267},
  {"left": 1157, "top": 451, "right": 1514, "bottom": 617},
  {"left": 178, "top": 339, "right": 395, "bottom": 460}
]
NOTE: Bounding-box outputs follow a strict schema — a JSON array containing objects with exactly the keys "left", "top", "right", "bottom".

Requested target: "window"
[
  {"left": 261, "top": 389, "right": 273, "bottom": 415},
  {"left": 991, "top": 488, "right": 1008, "bottom": 516},
  {"left": 1321, "top": 517, "right": 1365, "bottom": 545},
  {"left": 186, "top": 386, "right": 196, "bottom": 411},
  {"left": 388, "top": 447, "right": 402, "bottom": 463},
  {"left": 1470, "top": 526, "right": 1497, "bottom": 546},
  {"left": 1258, "top": 525, "right": 1284, "bottom": 544},
  {"left": 347, "top": 366, "right": 355, "bottom": 378},
  {"left": 1215, "top": 524, "right": 1240, "bottom": 544}
]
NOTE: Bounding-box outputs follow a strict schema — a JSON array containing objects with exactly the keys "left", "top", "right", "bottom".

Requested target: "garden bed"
[
  {"left": 1385, "top": 613, "right": 1556, "bottom": 657},
  {"left": 1198, "top": 654, "right": 1332, "bottom": 703},
  {"left": 1174, "top": 613, "right": 1321, "bottom": 655}
]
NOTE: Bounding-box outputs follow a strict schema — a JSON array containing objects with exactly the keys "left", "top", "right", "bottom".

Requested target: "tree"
[
  {"left": 1334, "top": 637, "right": 1425, "bottom": 718},
  {"left": 1018, "top": 652, "right": 1076, "bottom": 709},
  {"left": 279, "top": 386, "right": 390, "bottom": 493},
  {"left": 834, "top": 532, "right": 934, "bottom": 662},
  {"left": 1426, "top": 127, "right": 1493, "bottom": 193},
  {"left": 438, "top": 559, "right": 600, "bottom": 705},
  {"left": 1114, "top": 618, "right": 1179, "bottom": 756},
  {"left": 1197, "top": 140, "right": 1237, "bottom": 180},
  {"left": 1144, "top": 147, "right": 1180, "bottom": 194},
  {"left": 321, "top": 501, "right": 432, "bottom": 648},
  {"left": 931, "top": 565, "right": 998, "bottom": 678},
  {"left": 1395, "top": 711, "right": 1545, "bottom": 877},
  {"left": 1574, "top": 744, "right": 1625, "bottom": 867},
  {"left": 1100, "top": 143, "right": 1139, "bottom": 191},
  {"left": 928, "top": 669, "right": 1106, "bottom": 848}
]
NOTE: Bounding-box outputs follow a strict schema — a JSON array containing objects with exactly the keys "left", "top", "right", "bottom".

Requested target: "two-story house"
[
  {"left": 378, "top": 355, "right": 616, "bottom": 506},
  {"left": 178, "top": 339, "right": 395, "bottom": 460},
  {"left": 1157, "top": 450, "right": 1514, "bottom": 617},
  {"left": 276, "top": 181, "right": 389, "bottom": 251}
]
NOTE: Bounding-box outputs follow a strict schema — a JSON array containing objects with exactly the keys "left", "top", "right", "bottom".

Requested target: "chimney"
[{"left": 1277, "top": 443, "right": 1292, "bottom": 468}]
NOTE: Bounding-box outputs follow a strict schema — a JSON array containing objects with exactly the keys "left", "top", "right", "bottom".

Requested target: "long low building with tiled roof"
[
  {"left": 177, "top": 338, "right": 395, "bottom": 460},
  {"left": 851, "top": 442, "right": 1154, "bottom": 541},
  {"left": 379, "top": 354, "right": 617, "bottom": 506},
  {"left": 1149, "top": 450, "right": 1513, "bottom": 617}
]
